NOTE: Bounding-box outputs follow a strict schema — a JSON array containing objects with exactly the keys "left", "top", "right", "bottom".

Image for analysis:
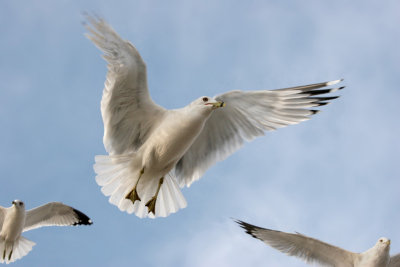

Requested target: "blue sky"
[{"left": 1, "top": 1, "right": 399, "bottom": 266}]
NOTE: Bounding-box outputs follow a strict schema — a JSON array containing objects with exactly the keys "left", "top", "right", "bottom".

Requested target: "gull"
[
  {"left": 0, "top": 200, "right": 92, "bottom": 264},
  {"left": 86, "top": 16, "right": 344, "bottom": 218},
  {"left": 236, "top": 220, "right": 400, "bottom": 267}
]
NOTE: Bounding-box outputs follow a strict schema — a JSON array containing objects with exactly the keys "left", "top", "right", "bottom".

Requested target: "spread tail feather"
[
  {"left": 0, "top": 236, "right": 36, "bottom": 264},
  {"left": 140, "top": 173, "right": 187, "bottom": 218},
  {"left": 94, "top": 154, "right": 187, "bottom": 218}
]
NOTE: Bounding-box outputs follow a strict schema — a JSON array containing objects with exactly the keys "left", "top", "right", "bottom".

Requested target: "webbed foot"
[
  {"left": 126, "top": 187, "right": 141, "bottom": 203},
  {"left": 125, "top": 167, "right": 145, "bottom": 203},
  {"left": 145, "top": 177, "right": 164, "bottom": 215},
  {"left": 145, "top": 196, "right": 157, "bottom": 215}
]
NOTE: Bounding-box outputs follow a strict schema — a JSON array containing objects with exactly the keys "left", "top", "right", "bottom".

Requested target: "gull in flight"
[
  {"left": 0, "top": 200, "right": 92, "bottom": 264},
  {"left": 86, "top": 16, "right": 344, "bottom": 218},
  {"left": 236, "top": 220, "right": 400, "bottom": 267}
]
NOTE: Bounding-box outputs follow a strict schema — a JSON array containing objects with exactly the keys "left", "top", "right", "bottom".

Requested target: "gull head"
[
  {"left": 375, "top": 237, "right": 391, "bottom": 250},
  {"left": 190, "top": 96, "right": 225, "bottom": 113},
  {"left": 12, "top": 199, "right": 25, "bottom": 209}
]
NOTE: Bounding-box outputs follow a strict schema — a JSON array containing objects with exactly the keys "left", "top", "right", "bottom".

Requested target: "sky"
[{"left": 0, "top": 0, "right": 399, "bottom": 266}]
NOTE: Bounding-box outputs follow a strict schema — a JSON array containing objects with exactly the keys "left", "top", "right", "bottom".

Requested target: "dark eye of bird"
[
  {"left": 380, "top": 240, "right": 383, "bottom": 242},
  {"left": 202, "top": 97, "right": 208, "bottom": 102}
]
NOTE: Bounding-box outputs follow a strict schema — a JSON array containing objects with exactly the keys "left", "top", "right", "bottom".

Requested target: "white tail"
[
  {"left": 94, "top": 154, "right": 187, "bottom": 218},
  {"left": 0, "top": 236, "right": 36, "bottom": 264}
]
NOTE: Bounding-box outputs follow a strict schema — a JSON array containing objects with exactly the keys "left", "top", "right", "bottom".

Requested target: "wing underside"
[{"left": 176, "top": 79, "right": 344, "bottom": 187}]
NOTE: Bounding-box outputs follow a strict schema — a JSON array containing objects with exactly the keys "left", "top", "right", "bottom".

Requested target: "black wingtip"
[
  {"left": 305, "top": 88, "right": 343, "bottom": 96},
  {"left": 234, "top": 219, "right": 260, "bottom": 239},
  {"left": 72, "top": 208, "right": 93, "bottom": 226},
  {"left": 315, "top": 102, "right": 329, "bottom": 107},
  {"left": 314, "top": 96, "right": 340, "bottom": 101}
]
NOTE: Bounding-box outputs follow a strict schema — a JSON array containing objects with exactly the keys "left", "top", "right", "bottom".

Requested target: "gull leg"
[
  {"left": 8, "top": 245, "right": 13, "bottom": 261},
  {"left": 145, "top": 177, "right": 164, "bottom": 215},
  {"left": 2, "top": 247, "right": 5, "bottom": 260},
  {"left": 125, "top": 167, "right": 144, "bottom": 203}
]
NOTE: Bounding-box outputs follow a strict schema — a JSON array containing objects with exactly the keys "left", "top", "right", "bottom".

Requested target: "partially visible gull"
[
  {"left": 0, "top": 200, "right": 92, "bottom": 264},
  {"left": 86, "top": 16, "right": 344, "bottom": 218},
  {"left": 236, "top": 220, "right": 400, "bottom": 267}
]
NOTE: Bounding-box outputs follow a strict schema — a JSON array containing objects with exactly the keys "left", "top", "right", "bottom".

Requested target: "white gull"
[
  {"left": 237, "top": 220, "right": 400, "bottom": 267},
  {"left": 86, "top": 16, "right": 344, "bottom": 218},
  {"left": 0, "top": 200, "right": 92, "bottom": 264}
]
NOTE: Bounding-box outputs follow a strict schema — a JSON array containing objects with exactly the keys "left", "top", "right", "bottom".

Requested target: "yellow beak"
[{"left": 211, "top": 101, "right": 225, "bottom": 108}]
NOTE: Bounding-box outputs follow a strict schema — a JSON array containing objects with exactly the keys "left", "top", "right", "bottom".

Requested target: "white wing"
[
  {"left": 23, "top": 202, "right": 92, "bottom": 232},
  {"left": 0, "top": 206, "right": 5, "bottom": 230},
  {"left": 85, "top": 16, "right": 165, "bottom": 155},
  {"left": 389, "top": 254, "right": 400, "bottom": 267},
  {"left": 175, "top": 79, "right": 344, "bottom": 187},
  {"left": 236, "top": 220, "right": 356, "bottom": 267}
]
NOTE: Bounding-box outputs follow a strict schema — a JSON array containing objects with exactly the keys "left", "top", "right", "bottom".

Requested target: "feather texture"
[
  {"left": 23, "top": 202, "right": 92, "bottom": 232},
  {"left": 176, "top": 81, "right": 343, "bottom": 187}
]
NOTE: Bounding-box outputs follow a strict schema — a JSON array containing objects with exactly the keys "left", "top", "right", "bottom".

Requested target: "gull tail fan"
[
  {"left": 125, "top": 172, "right": 187, "bottom": 218},
  {"left": 145, "top": 173, "right": 187, "bottom": 218},
  {"left": 0, "top": 236, "right": 36, "bottom": 264},
  {"left": 94, "top": 154, "right": 142, "bottom": 214},
  {"left": 94, "top": 154, "right": 187, "bottom": 218}
]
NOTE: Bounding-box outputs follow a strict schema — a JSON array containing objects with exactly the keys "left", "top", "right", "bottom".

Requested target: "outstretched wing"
[
  {"left": 0, "top": 206, "right": 5, "bottom": 230},
  {"left": 175, "top": 79, "right": 343, "bottom": 187},
  {"left": 85, "top": 16, "right": 165, "bottom": 155},
  {"left": 236, "top": 220, "right": 355, "bottom": 267},
  {"left": 23, "top": 202, "right": 92, "bottom": 232},
  {"left": 389, "top": 254, "right": 400, "bottom": 267}
]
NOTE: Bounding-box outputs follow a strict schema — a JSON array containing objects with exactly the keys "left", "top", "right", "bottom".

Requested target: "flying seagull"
[
  {"left": 86, "top": 16, "right": 344, "bottom": 218},
  {"left": 0, "top": 200, "right": 92, "bottom": 264},
  {"left": 236, "top": 220, "right": 400, "bottom": 267}
]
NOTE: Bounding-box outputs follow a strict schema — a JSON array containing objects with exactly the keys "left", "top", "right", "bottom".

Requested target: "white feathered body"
[
  {"left": 139, "top": 107, "right": 211, "bottom": 176},
  {"left": 355, "top": 246, "right": 390, "bottom": 267},
  {"left": 0, "top": 206, "right": 25, "bottom": 242},
  {"left": 95, "top": 104, "right": 213, "bottom": 218},
  {"left": 0, "top": 204, "right": 35, "bottom": 264}
]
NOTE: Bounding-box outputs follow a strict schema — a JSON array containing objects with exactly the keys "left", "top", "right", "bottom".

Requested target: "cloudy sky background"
[{"left": 1, "top": 0, "right": 399, "bottom": 266}]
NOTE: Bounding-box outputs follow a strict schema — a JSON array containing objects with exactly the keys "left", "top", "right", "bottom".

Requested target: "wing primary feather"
[
  {"left": 72, "top": 208, "right": 93, "bottom": 226},
  {"left": 308, "top": 96, "right": 340, "bottom": 101},
  {"left": 274, "top": 79, "right": 343, "bottom": 92},
  {"left": 315, "top": 102, "right": 329, "bottom": 107},
  {"left": 235, "top": 219, "right": 265, "bottom": 239},
  {"left": 302, "top": 86, "right": 345, "bottom": 96}
]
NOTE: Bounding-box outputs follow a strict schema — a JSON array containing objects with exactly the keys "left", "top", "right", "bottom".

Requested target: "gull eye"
[
  {"left": 202, "top": 97, "right": 209, "bottom": 102},
  {"left": 380, "top": 239, "right": 383, "bottom": 242}
]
